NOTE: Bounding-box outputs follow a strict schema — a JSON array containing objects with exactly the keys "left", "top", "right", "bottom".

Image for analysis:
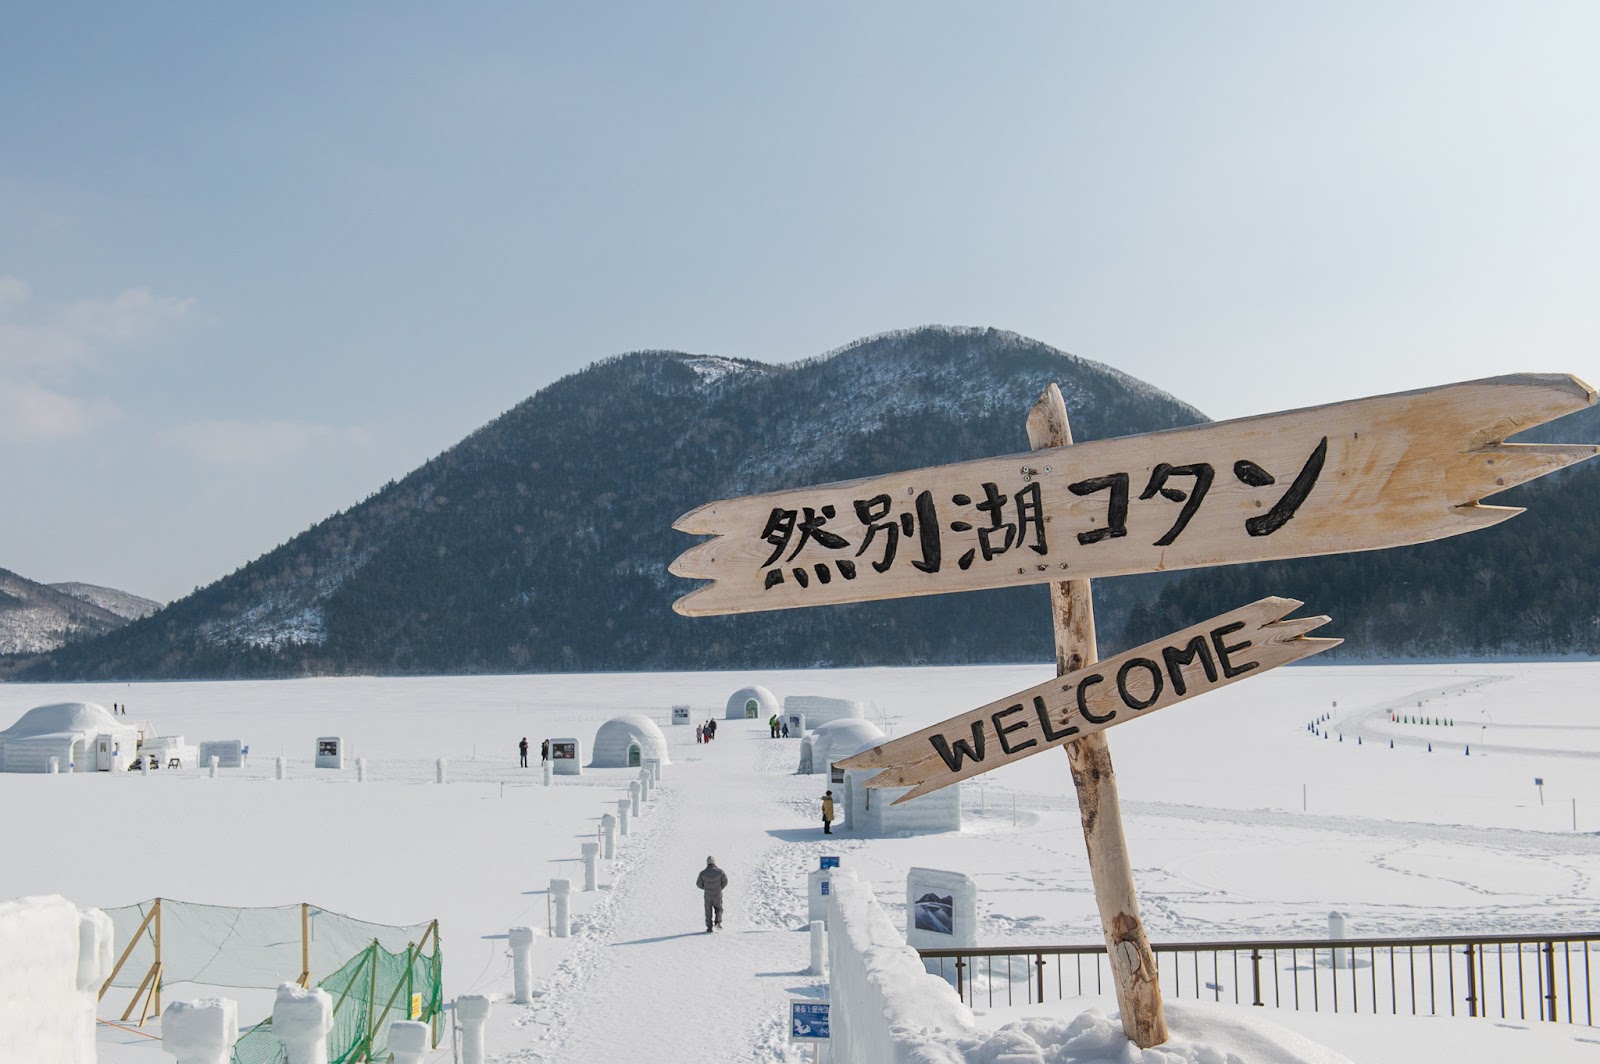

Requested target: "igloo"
[
  {"left": 590, "top": 715, "right": 671, "bottom": 769},
  {"left": 797, "top": 719, "right": 885, "bottom": 776},
  {"left": 0, "top": 702, "right": 141, "bottom": 773},
  {"left": 725, "top": 685, "right": 779, "bottom": 721}
]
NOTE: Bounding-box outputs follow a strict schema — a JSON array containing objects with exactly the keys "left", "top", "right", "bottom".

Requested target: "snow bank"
[
  {"left": 826, "top": 869, "right": 976, "bottom": 1064},
  {"left": 0, "top": 894, "right": 113, "bottom": 1064},
  {"left": 951, "top": 1001, "right": 1353, "bottom": 1063}
]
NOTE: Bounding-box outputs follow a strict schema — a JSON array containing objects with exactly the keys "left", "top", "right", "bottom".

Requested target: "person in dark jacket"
[
  {"left": 696, "top": 856, "right": 728, "bottom": 932},
  {"left": 518, "top": 737, "right": 529, "bottom": 768},
  {"left": 540, "top": 739, "right": 549, "bottom": 763}
]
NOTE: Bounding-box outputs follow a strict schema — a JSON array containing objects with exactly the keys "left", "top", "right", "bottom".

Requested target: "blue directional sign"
[
  {"left": 820, "top": 856, "right": 840, "bottom": 870},
  {"left": 819, "top": 879, "right": 829, "bottom": 896},
  {"left": 790, "top": 1001, "right": 830, "bottom": 1041}
]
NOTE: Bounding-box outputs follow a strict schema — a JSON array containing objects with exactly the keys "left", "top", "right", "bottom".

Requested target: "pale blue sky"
[{"left": 3, "top": 3, "right": 1597, "bottom": 602}]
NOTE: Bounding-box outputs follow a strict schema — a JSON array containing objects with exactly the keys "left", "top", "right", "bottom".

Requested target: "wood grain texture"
[
  {"left": 1033, "top": 383, "right": 1166, "bottom": 1048},
  {"left": 671, "top": 374, "right": 1597, "bottom": 616},
  {"left": 835, "top": 595, "right": 1338, "bottom": 800}
]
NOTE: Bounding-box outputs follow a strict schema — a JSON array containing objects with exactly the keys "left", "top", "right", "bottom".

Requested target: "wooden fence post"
[{"left": 1027, "top": 384, "right": 1168, "bottom": 1048}]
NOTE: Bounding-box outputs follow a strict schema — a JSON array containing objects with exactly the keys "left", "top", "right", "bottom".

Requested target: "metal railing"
[{"left": 919, "top": 932, "right": 1598, "bottom": 1025}]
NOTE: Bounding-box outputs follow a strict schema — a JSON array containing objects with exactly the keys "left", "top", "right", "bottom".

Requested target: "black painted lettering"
[
  {"left": 1034, "top": 694, "right": 1079, "bottom": 742},
  {"left": 991, "top": 704, "right": 1038, "bottom": 756},
  {"left": 1116, "top": 657, "right": 1164, "bottom": 710},
  {"left": 1210, "top": 620, "right": 1259, "bottom": 679},
  {"left": 1075, "top": 672, "right": 1114, "bottom": 724},
  {"left": 929, "top": 722, "right": 987, "bottom": 773},
  {"left": 1161, "top": 635, "right": 1218, "bottom": 696}
]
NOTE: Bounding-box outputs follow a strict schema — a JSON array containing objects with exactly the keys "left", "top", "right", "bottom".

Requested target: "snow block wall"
[
  {"left": 784, "top": 695, "right": 863, "bottom": 727},
  {"left": 0, "top": 894, "right": 114, "bottom": 1064},
  {"left": 826, "top": 870, "right": 974, "bottom": 1064}
]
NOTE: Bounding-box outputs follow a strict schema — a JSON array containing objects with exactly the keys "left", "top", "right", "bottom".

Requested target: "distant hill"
[
  {"left": 10, "top": 326, "right": 1208, "bottom": 679},
  {"left": 0, "top": 569, "right": 147, "bottom": 654},
  {"left": 48, "top": 582, "right": 163, "bottom": 622}
]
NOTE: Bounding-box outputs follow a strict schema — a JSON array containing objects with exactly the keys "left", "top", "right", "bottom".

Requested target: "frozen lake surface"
[{"left": 4, "top": 662, "right": 1599, "bottom": 1061}]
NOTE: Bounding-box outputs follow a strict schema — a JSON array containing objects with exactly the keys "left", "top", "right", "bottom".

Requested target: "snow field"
[{"left": 0, "top": 661, "right": 1598, "bottom": 1061}]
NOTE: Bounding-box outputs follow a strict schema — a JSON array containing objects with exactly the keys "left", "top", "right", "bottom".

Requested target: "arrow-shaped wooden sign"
[
  {"left": 671, "top": 374, "right": 1597, "bottom": 617},
  {"left": 835, "top": 596, "right": 1339, "bottom": 801}
]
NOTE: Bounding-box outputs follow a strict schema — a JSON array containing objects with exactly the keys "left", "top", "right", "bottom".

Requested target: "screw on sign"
[{"left": 670, "top": 373, "right": 1598, "bottom": 1049}]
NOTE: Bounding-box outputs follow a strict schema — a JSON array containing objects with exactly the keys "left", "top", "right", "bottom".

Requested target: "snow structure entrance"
[
  {"left": 590, "top": 716, "right": 670, "bottom": 769},
  {"left": 724, "top": 684, "right": 778, "bottom": 721}
]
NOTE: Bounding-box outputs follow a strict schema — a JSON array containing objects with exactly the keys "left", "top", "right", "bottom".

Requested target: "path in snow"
[{"left": 496, "top": 725, "right": 826, "bottom": 1063}]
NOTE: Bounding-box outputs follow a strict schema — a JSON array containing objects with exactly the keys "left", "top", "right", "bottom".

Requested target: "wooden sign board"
[
  {"left": 671, "top": 374, "right": 1597, "bottom": 617},
  {"left": 836, "top": 596, "right": 1338, "bottom": 801}
]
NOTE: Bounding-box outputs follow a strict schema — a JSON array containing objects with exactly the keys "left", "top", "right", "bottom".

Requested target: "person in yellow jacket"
[{"left": 822, "top": 790, "right": 835, "bottom": 834}]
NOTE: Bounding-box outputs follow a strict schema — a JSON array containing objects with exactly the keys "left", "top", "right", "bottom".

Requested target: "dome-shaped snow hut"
[
  {"left": 0, "top": 702, "right": 141, "bottom": 773},
  {"left": 797, "top": 719, "right": 885, "bottom": 776},
  {"left": 725, "top": 685, "right": 779, "bottom": 721},
  {"left": 590, "top": 715, "right": 671, "bottom": 769}
]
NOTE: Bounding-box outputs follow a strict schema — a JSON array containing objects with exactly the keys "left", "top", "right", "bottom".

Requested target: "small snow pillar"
[
  {"left": 508, "top": 926, "right": 535, "bottom": 1005},
  {"left": 646, "top": 757, "right": 661, "bottom": 782},
  {"left": 271, "top": 983, "right": 332, "bottom": 1064},
  {"left": 542, "top": 760, "right": 553, "bottom": 786},
  {"left": 456, "top": 993, "right": 491, "bottom": 1064},
  {"left": 48, "top": 756, "right": 59, "bottom": 774},
  {"left": 355, "top": 757, "right": 366, "bottom": 782},
  {"left": 807, "top": 868, "right": 834, "bottom": 926},
  {"left": 275, "top": 757, "right": 286, "bottom": 781},
  {"left": 581, "top": 841, "right": 599, "bottom": 891},
  {"left": 208, "top": 755, "right": 219, "bottom": 778},
  {"left": 77, "top": 907, "right": 114, "bottom": 1059},
  {"left": 616, "top": 797, "right": 632, "bottom": 835},
  {"left": 162, "top": 997, "right": 239, "bottom": 1064},
  {"left": 638, "top": 769, "right": 652, "bottom": 802},
  {"left": 388, "top": 1020, "right": 430, "bottom": 1064},
  {"left": 808, "top": 920, "right": 827, "bottom": 976},
  {"left": 140, "top": 755, "right": 149, "bottom": 776},
  {"left": 1328, "top": 911, "right": 1348, "bottom": 970},
  {"left": 628, "top": 780, "right": 642, "bottom": 816},
  {"left": 600, "top": 813, "right": 617, "bottom": 858},
  {"left": 549, "top": 879, "right": 572, "bottom": 938},
  {"left": 436, "top": 758, "right": 447, "bottom": 784}
]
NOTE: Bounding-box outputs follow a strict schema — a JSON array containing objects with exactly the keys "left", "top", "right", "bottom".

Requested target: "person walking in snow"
[
  {"left": 707, "top": 719, "right": 717, "bottom": 740},
  {"left": 822, "top": 790, "right": 835, "bottom": 834},
  {"left": 540, "top": 739, "right": 549, "bottom": 764},
  {"left": 519, "top": 737, "right": 529, "bottom": 768},
  {"left": 696, "top": 723, "right": 704, "bottom": 744},
  {"left": 781, "top": 720, "right": 789, "bottom": 738},
  {"left": 696, "top": 856, "right": 728, "bottom": 932}
]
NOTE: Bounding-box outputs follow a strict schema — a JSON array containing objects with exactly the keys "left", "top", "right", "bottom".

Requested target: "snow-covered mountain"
[
  {"left": 0, "top": 570, "right": 154, "bottom": 654},
  {"left": 48, "top": 582, "right": 163, "bottom": 622},
  {"left": 17, "top": 326, "right": 1207, "bottom": 679}
]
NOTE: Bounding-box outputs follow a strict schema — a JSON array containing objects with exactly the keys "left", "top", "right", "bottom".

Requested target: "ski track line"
[{"left": 493, "top": 730, "right": 828, "bottom": 1064}]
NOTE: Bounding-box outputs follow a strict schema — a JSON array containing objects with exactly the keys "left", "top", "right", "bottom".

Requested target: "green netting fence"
[
  {"left": 97, "top": 898, "right": 442, "bottom": 1061},
  {"left": 230, "top": 932, "right": 444, "bottom": 1064}
]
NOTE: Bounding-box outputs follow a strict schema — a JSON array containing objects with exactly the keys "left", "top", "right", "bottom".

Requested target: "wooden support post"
[
  {"left": 300, "top": 902, "right": 312, "bottom": 987},
  {"left": 153, "top": 897, "right": 162, "bottom": 1018},
  {"left": 100, "top": 900, "right": 159, "bottom": 1000},
  {"left": 366, "top": 939, "right": 378, "bottom": 1062},
  {"left": 1027, "top": 383, "right": 1169, "bottom": 1048},
  {"left": 121, "top": 962, "right": 159, "bottom": 1023}
]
